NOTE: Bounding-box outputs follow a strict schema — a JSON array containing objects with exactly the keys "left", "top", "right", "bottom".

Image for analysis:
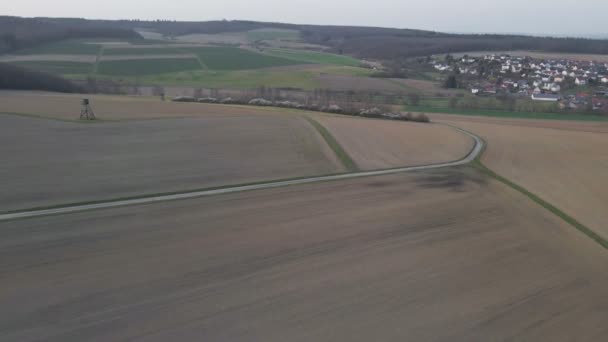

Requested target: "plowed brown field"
[
  {"left": 436, "top": 115, "right": 608, "bottom": 240},
  {"left": 316, "top": 114, "right": 474, "bottom": 170},
  {"left": 1, "top": 168, "right": 607, "bottom": 341},
  {"left": 1, "top": 92, "right": 477, "bottom": 211},
  {"left": 0, "top": 114, "right": 343, "bottom": 211},
  {"left": 0, "top": 91, "right": 292, "bottom": 121}
]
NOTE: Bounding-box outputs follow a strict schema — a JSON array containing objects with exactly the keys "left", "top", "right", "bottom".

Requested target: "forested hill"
[
  {"left": 3, "top": 16, "right": 608, "bottom": 60},
  {"left": 0, "top": 16, "right": 142, "bottom": 54}
]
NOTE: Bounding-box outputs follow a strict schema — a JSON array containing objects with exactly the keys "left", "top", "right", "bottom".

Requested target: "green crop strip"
[{"left": 304, "top": 116, "right": 359, "bottom": 172}]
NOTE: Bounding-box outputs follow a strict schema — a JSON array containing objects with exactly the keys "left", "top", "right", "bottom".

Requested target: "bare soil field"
[
  {"left": 177, "top": 33, "right": 249, "bottom": 45},
  {"left": 0, "top": 91, "right": 303, "bottom": 121},
  {"left": 437, "top": 115, "right": 608, "bottom": 240},
  {"left": 0, "top": 114, "right": 343, "bottom": 211},
  {"left": 316, "top": 115, "right": 474, "bottom": 170},
  {"left": 260, "top": 40, "right": 328, "bottom": 50},
  {"left": 1, "top": 168, "right": 607, "bottom": 341}
]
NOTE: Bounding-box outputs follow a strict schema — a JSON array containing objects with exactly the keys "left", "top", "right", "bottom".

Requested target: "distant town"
[{"left": 432, "top": 54, "right": 608, "bottom": 112}]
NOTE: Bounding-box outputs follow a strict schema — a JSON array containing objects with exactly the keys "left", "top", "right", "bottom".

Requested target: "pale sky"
[{"left": 5, "top": 0, "right": 608, "bottom": 37}]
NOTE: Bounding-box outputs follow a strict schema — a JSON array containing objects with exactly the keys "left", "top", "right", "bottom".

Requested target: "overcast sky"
[{"left": 6, "top": 0, "right": 608, "bottom": 37}]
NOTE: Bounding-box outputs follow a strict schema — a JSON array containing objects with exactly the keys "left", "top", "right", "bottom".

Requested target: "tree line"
[
  {"left": 0, "top": 16, "right": 142, "bottom": 54},
  {"left": 0, "top": 63, "right": 83, "bottom": 93}
]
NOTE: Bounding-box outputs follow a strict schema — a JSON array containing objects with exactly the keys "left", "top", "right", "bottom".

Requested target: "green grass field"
[
  {"left": 102, "top": 47, "right": 191, "bottom": 55},
  {"left": 124, "top": 65, "right": 372, "bottom": 89},
  {"left": 14, "top": 40, "right": 102, "bottom": 55},
  {"left": 264, "top": 49, "right": 361, "bottom": 67},
  {"left": 9, "top": 61, "right": 94, "bottom": 75},
  {"left": 191, "top": 47, "right": 303, "bottom": 70},
  {"left": 97, "top": 58, "right": 202, "bottom": 76},
  {"left": 5, "top": 38, "right": 376, "bottom": 89},
  {"left": 137, "top": 69, "right": 319, "bottom": 89}
]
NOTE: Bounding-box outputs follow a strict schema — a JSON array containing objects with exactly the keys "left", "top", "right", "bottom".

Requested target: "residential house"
[{"left": 517, "top": 80, "right": 529, "bottom": 89}]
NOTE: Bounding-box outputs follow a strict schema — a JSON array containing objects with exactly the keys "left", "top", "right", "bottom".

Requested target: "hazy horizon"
[{"left": 5, "top": 0, "right": 608, "bottom": 38}]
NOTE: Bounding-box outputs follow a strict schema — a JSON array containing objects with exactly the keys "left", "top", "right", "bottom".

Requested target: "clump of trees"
[
  {"left": 444, "top": 74, "right": 459, "bottom": 89},
  {"left": 0, "top": 63, "right": 83, "bottom": 93}
]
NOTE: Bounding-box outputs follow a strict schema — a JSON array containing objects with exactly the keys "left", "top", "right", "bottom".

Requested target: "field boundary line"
[
  {"left": 0, "top": 125, "right": 482, "bottom": 221},
  {"left": 303, "top": 116, "right": 359, "bottom": 172}
]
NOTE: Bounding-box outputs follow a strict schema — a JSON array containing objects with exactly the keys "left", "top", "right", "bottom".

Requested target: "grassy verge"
[
  {"left": 304, "top": 116, "right": 359, "bottom": 172},
  {"left": 406, "top": 106, "right": 608, "bottom": 122},
  {"left": 471, "top": 151, "right": 608, "bottom": 250}
]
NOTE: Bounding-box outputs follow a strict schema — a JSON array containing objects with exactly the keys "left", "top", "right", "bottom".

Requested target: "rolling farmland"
[
  {"left": 1, "top": 37, "right": 372, "bottom": 88},
  {"left": 191, "top": 47, "right": 303, "bottom": 70},
  {"left": 0, "top": 92, "right": 480, "bottom": 212},
  {"left": 1, "top": 168, "right": 607, "bottom": 341},
  {"left": 0, "top": 91, "right": 607, "bottom": 341},
  {"left": 2, "top": 15, "right": 608, "bottom": 342}
]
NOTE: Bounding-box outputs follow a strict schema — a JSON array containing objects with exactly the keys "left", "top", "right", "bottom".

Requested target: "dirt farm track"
[{"left": 0, "top": 91, "right": 607, "bottom": 341}]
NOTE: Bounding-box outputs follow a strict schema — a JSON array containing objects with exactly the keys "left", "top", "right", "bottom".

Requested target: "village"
[{"left": 433, "top": 53, "right": 608, "bottom": 113}]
